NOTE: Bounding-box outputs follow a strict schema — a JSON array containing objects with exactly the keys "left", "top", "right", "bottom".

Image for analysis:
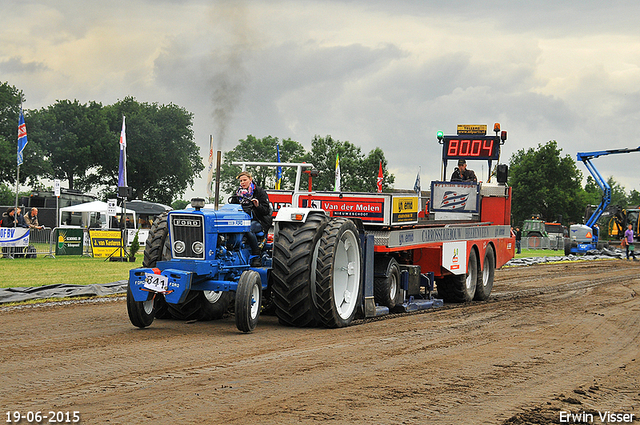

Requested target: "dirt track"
[{"left": 1, "top": 259, "right": 640, "bottom": 424}]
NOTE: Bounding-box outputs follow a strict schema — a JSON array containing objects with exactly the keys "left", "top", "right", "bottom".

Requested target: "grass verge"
[
  {"left": 0, "top": 255, "right": 142, "bottom": 288},
  {"left": 514, "top": 249, "right": 566, "bottom": 259}
]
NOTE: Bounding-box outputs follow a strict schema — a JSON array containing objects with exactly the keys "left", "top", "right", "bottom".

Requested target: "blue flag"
[
  {"left": 17, "top": 108, "right": 28, "bottom": 166},
  {"left": 276, "top": 144, "right": 282, "bottom": 190},
  {"left": 413, "top": 171, "right": 421, "bottom": 194}
]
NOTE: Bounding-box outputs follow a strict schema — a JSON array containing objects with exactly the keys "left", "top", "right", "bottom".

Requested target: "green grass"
[
  {"left": 0, "top": 255, "right": 142, "bottom": 288},
  {"left": 514, "top": 248, "right": 565, "bottom": 259},
  {"left": 0, "top": 247, "right": 578, "bottom": 290}
]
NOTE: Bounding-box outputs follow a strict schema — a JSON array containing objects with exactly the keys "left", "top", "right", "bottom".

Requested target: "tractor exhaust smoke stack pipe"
[{"left": 215, "top": 150, "right": 222, "bottom": 210}]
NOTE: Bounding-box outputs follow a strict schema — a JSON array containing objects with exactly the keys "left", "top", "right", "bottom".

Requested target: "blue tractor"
[
  {"left": 127, "top": 199, "right": 266, "bottom": 332},
  {"left": 127, "top": 196, "right": 364, "bottom": 332}
]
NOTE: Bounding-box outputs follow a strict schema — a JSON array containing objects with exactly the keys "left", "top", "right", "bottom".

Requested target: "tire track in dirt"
[{"left": 1, "top": 259, "right": 639, "bottom": 424}]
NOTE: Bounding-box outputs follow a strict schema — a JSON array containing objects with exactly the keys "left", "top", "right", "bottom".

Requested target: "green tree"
[
  {"left": 0, "top": 82, "right": 23, "bottom": 184},
  {"left": 583, "top": 176, "right": 601, "bottom": 207},
  {"left": 0, "top": 183, "right": 13, "bottom": 204},
  {"left": 0, "top": 82, "right": 40, "bottom": 186},
  {"left": 628, "top": 190, "right": 640, "bottom": 207},
  {"left": 93, "top": 97, "right": 203, "bottom": 205},
  {"left": 359, "top": 147, "right": 395, "bottom": 192},
  {"left": 302, "top": 136, "right": 361, "bottom": 191},
  {"left": 28, "top": 99, "right": 109, "bottom": 190},
  {"left": 509, "top": 141, "right": 584, "bottom": 225},
  {"left": 606, "top": 176, "right": 628, "bottom": 207},
  {"left": 302, "top": 136, "right": 394, "bottom": 192},
  {"left": 171, "top": 199, "right": 189, "bottom": 210},
  {"left": 220, "top": 135, "right": 306, "bottom": 194}
]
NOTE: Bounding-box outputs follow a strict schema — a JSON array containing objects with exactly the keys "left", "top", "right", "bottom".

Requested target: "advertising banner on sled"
[{"left": 430, "top": 181, "right": 480, "bottom": 213}]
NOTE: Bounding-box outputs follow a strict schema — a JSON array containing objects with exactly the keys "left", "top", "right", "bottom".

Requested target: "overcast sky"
[{"left": 2, "top": 0, "right": 640, "bottom": 199}]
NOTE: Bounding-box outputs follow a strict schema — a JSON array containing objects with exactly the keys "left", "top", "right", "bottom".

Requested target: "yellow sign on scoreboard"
[{"left": 457, "top": 124, "right": 487, "bottom": 135}]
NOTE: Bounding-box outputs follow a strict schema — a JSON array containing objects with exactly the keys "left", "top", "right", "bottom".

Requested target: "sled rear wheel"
[
  {"left": 437, "top": 249, "right": 478, "bottom": 303},
  {"left": 374, "top": 256, "right": 401, "bottom": 309},
  {"left": 474, "top": 246, "right": 494, "bottom": 301}
]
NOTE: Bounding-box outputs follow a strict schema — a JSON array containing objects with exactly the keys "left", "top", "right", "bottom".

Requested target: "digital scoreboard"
[
  {"left": 438, "top": 124, "right": 505, "bottom": 162},
  {"left": 442, "top": 136, "right": 501, "bottom": 161}
]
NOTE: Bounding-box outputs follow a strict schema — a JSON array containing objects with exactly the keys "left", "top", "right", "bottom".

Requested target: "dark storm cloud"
[
  {"left": 0, "top": 57, "right": 48, "bottom": 74},
  {"left": 3, "top": 0, "right": 640, "bottom": 194}
]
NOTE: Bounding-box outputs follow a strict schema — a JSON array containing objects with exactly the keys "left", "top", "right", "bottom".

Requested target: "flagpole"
[
  {"left": 13, "top": 165, "right": 19, "bottom": 228},
  {"left": 15, "top": 104, "right": 27, "bottom": 228}
]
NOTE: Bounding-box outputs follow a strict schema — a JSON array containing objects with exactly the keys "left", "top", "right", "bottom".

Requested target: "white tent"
[{"left": 58, "top": 201, "right": 137, "bottom": 229}]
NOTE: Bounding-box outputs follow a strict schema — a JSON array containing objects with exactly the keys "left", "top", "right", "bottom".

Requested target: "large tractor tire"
[
  {"left": 235, "top": 270, "right": 262, "bottom": 333},
  {"left": 199, "top": 291, "right": 233, "bottom": 320},
  {"left": 271, "top": 212, "right": 329, "bottom": 327},
  {"left": 139, "top": 212, "right": 170, "bottom": 319},
  {"left": 144, "top": 212, "right": 231, "bottom": 321},
  {"left": 474, "top": 246, "right": 495, "bottom": 301},
  {"left": 437, "top": 249, "right": 478, "bottom": 303},
  {"left": 374, "top": 256, "right": 401, "bottom": 309},
  {"left": 315, "top": 218, "right": 363, "bottom": 328}
]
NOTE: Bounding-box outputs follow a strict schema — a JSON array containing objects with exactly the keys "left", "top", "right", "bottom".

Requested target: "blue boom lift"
[{"left": 566, "top": 147, "right": 640, "bottom": 255}]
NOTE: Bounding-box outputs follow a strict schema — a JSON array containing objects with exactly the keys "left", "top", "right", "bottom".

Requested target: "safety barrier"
[
  {"left": 0, "top": 227, "right": 52, "bottom": 259},
  {"left": 523, "top": 236, "right": 564, "bottom": 251},
  {"left": 2, "top": 227, "right": 145, "bottom": 259}
]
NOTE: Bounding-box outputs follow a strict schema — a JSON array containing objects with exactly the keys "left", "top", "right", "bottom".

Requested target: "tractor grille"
[{"left": 170, "top": 214, "right": 205, "bottom": 259}]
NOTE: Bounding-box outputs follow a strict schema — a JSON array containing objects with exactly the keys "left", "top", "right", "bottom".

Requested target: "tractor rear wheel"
[
  {"left": 315, "top": 218, "right": 363, "bottom": 328},
  {"left": 271, "top": 212, "right": 329, "bottom": 327},
  {"left": 235, "top": 270, "right": 262, "bottom": 333},
  {"left": 140, "top": 212, "right": 170, "bottom": 319}
]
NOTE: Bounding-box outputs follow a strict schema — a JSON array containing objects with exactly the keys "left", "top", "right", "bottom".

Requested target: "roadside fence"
[
  {"left": 2, "top": 227, "right": 147, "bottom": 259},
  {"left": 522, "top": 236, "right": 564, "bottom": 251}
]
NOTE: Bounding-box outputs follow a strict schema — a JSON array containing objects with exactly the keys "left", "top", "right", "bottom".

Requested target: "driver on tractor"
[{"left": 230, "top": 171, "right": 273, "bottom": 266}]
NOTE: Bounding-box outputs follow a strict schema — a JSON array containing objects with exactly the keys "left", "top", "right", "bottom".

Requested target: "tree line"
[
  {"left": 508, "top": 140, "right": 640, "bottom": 227},
  {"left": 0, "top": 82, "right": 202, "bottom": 205},
  {"left": 218, "top": 135, "right": 394, "bottom": 195},
  {"left": 3, "top": 80, "right": 638, "bottom": 228},
  {"left": 0, "top": 81, "right": 395, "bottom": 207}
]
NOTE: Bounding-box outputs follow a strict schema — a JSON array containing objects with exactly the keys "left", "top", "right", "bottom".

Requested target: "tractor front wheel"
[
  {"left": 140, "top": 212, "right": 170, "bottom": 319},
  {"left": 127, "top": 286, "right": 156, "bottom": 328},
  {"left": 235, "top": 270, "right": 262, "bottom": 333}
]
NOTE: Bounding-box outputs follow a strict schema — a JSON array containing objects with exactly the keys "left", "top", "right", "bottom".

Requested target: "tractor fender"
[{"left": 274, "top": 207, "right": 327, "bottom": 223}]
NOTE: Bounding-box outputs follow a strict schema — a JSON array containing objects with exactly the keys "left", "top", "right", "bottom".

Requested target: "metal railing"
[{"left": 522, "top": 236, "right": 564, "bottom": 251}]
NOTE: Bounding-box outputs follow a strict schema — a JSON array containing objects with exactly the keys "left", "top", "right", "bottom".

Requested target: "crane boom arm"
[{"left": 577, "top": 147, "right": 640, "bottom": 228}]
